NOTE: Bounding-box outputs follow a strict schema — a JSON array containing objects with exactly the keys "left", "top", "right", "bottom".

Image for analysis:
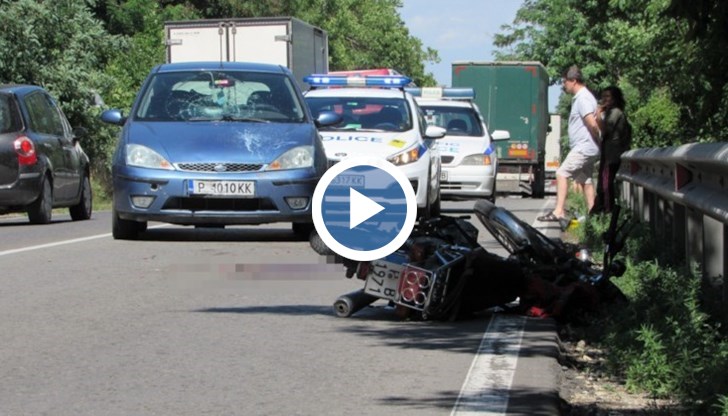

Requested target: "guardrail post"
[
  {"left": 618, "top": 143, "right": 728, "bottom": 321},
  {"left": 673, "top": 204, "right": 686, "bottom": 265},
  {"left": 686, "top": 207, "right": 703, "bottom": 275}
]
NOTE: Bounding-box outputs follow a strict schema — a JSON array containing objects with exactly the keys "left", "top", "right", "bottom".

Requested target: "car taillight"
[{"left": 14, "top": 136, "right": 37, "bottom": 165}]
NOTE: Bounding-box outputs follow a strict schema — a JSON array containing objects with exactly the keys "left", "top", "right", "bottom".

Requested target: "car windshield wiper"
[
  {"left": 184, "top": 115, "right": 271, "bottom": 123},
  {"left": 220, "top": 115, "right": 271, "bottom": 123}
]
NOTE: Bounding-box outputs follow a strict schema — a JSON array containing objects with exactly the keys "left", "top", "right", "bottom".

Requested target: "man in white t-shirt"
[{"left": 538, "top": 65, "right": 600, "bottom": 229}]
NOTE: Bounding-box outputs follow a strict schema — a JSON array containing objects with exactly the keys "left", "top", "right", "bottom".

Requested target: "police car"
[
  {"left": 303, "top": 74, "right": 445, "bottom": 218},
  {"left": 409, "top": 87, "right": 509, "bottom": 202}
]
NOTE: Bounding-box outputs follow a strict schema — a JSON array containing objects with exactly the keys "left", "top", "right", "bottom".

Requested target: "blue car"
[{"left": 101, "top": 62, "right": 339, "bottom": 239}]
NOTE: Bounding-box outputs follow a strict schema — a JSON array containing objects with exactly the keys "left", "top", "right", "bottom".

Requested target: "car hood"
[
  {"left": 319, "top": 131, "right": 419, "bottom": 161},
  {"left": 437, "top": 135, "right": 494, "bottom": 157},
  {"left": 124, "top": 121, "right": 317, "bottom": 163}
]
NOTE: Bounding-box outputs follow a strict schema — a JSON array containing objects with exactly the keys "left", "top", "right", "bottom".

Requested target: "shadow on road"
[
  {"left": 138, "top": 226, "right": 308, "bottom": 242},
  {"left": 194, "top": 304, "right": 333, "bottom": 316}
]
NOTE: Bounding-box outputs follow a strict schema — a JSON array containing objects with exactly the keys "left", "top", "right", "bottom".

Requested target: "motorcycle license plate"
[{"left": 363, "top": 260, "right": 404, "bottom": 302}]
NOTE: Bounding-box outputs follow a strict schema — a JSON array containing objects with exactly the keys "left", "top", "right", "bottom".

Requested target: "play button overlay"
[
  {"left": 312, "top": 157, "right": 417, "bottom": 262},
  {"left": 349, "top": 188, "right": 384, "bottom": 229}
]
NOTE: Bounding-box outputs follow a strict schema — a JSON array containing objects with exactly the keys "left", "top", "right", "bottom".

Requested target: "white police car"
[
  {"left": 304, "top": 75, "right": 445, "bottom": 218},
  {"left": 410, "top": 87, "right": 509, "bottom": 202}
]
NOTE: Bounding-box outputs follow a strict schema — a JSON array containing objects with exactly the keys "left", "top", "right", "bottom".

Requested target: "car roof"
[
  {"left": 304, "top": 88, "right": 408, "bottom": 99},
  {"left": 152, "top": 61, "right": 289, "bottom": 74},
  {"left": 0, "top": 84, "right": 45, "bottom": 95}
]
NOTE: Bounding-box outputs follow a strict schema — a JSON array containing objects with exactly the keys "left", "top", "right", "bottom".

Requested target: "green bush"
[
  {"left": 574, "top": 208, "right": 728, "bottom": 413},
  {"left": 630, "top": 87, "right": 682, "bottom": 148}
]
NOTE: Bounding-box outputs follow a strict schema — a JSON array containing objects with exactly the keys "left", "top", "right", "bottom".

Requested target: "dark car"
[{"left": 0, "top": 85, "right": 92, "bottom": 224}]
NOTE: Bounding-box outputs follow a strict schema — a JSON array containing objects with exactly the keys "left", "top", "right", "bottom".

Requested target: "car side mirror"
[
  {"left": 100, "top": 109, "right": 126, "bottom": 126},
  {"left": 425, "top": 125, "right": 446, "bottom": 139},
  {"left": 491, "top": 130, "right": 510, "bottom": 141},
  {"left": 315, "top": 110, "right": 342, "bottom": 128}
]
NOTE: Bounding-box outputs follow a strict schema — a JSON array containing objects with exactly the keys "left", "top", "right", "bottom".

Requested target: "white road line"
[
  {"left": 452, "top": 205, "right": 551, "bottom": 415},
  {"left": 0, "top": 233, "right": 113, "bottom": 257},
  {"left": 0, "top": 225, "right": 167, "bottom": 257},
  {"left": 451, "top": 314, "right": 526, "bottom": 415}
]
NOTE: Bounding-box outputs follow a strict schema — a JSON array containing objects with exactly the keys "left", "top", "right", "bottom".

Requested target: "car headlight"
[
  {"left": 267, "top": 146, "right": 314, "bottom": 170},
  {"left": 461, "top": 154, "right": 493, "bottom": 166},
  {"left": 126, "top": 144, "right": 174, "bottom": 170},
  {"left": 387, "top": 145, "right": 423, "bottom": 166}
]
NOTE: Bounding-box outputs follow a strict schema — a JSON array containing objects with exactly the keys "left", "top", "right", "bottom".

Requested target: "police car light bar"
[
  {"left": 405, "top": 87, "right": 475, "bottom": 100},
  {"left": 304, "top": 74, "right": 413, "bottom": 88}
]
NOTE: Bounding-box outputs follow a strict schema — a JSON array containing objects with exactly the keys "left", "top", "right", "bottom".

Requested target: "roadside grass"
[
  {"left": 564, "top": 191, "right": 728, "bottom": 415},
  {"left": 91, "top": 175, "right": 112, "bottom": 211}
]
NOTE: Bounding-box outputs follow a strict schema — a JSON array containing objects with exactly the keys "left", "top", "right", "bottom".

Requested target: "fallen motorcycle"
[
  {"left": 322, "top": 200, "right": 632, "bottom": 321},
  {"left": 472, "top": 200, "right": 632, "bottom": 317}
]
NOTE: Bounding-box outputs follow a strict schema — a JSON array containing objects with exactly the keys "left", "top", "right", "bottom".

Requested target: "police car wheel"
[
  {"left": 309, "top": 230, "right": 334, "bottom": 256},
  {"left": 430, "top": 193, "right": 441, "bottom": 217}
]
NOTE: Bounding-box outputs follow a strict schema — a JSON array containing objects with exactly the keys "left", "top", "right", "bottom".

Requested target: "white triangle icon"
[{"left": 349, "top": 188, "right": 384, "bottom": 229}]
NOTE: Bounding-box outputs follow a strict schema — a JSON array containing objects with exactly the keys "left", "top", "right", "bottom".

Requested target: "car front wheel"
[
  {"left": 28, "top": 177, "right": 52, "bottom": 224},
  {"left": 430, "top": 192, "right": 441, "bottom": 217},
  {"left": 70, "top": 174, "right": 93, "bottom": 220},
  {"left": 292, "top": 222, "right": 314, "bottom": 237},
  {"left": 112, "top": 208, "right": 144, "bottom": 240}
]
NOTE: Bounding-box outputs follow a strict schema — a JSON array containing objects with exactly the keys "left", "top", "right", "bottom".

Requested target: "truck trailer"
[
  {"left": 451, "top": 61, "right": 549, "bottom": 198},
  {"left": 164, "top": 17, "right": 328, "bottom": 90}
]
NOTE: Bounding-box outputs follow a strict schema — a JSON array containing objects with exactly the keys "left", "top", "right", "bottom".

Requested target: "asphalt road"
[{"left": 0, "top": 197, "right": 560, "bottom": 416}]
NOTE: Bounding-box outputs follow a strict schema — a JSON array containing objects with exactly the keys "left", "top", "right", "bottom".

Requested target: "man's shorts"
[{"left": 557, "top": 150, "right": 599, "bottom": 184}]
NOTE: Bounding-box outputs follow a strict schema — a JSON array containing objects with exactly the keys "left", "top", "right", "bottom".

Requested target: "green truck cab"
[{"left": 452, "top": 61, "right": 549, "bottom": 198}]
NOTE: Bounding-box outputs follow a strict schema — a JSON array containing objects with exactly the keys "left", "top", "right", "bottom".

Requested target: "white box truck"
[{"left": 164, "top": 17, "right": 329, "bottom": 89}]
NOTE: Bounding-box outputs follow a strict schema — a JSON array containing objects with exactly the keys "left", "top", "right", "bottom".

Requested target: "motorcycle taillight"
[{"left": 398, "top": 265, "right": 432, "bottom": 307}]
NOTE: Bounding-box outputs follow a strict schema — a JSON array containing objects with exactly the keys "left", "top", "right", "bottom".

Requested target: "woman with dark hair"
[{"left": 591, "top": 86, "right": 632, "bottom": 214}]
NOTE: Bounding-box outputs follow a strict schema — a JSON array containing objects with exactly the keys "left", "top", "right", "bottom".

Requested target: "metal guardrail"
[{"left": 617, "top": 143, "right": 728, "bottom": 300}]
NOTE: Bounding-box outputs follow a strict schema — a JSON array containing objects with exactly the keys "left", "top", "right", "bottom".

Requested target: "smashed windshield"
[
  {"left": 305, "top": 96, "right": 412, "bottom": 132},
  {"left": 135, "top": 71, "right": 305, "bottom": 123},
  {"left": 420, "top": 105, "right": 484, "bottom": 137}
]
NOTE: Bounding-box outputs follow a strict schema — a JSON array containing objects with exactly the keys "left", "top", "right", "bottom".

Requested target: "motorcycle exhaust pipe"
[{"left": 333, "top": 289, "right": 379, "bottom": 317}]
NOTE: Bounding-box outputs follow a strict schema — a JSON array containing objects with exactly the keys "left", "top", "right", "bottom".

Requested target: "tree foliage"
[
  {"left": 98, "top": 1, "right": 198, "bottom": 111},
  {"left": 179, "top": 0, "right": 439, "bottom": 86},
  {"left": 0, "top": 0, "right": 438, "bottom": 177},
  {"left": 494, "top": 0, "right": 728, "bottom": 145},
  {"left": 0, "top": 0, "right": 122, "bottom": 164}
]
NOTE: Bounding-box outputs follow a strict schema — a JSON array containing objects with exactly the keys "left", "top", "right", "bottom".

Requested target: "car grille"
[
  {"left": 440, "top": 155, "right": 455, "bottom": 164},
  {"left": 441, "top": 182, "right": 478, "bottom": 191},
  {"left": 176, "top": 163, "right": 263, "bottom": 172},
  {"left": 162, "top": 197, "right": 276, "bottom": 211}
]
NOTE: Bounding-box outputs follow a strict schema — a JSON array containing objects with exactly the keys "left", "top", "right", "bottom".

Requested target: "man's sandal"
[{"left": 537, "top": 211, "right": 562, "bottom": 222}]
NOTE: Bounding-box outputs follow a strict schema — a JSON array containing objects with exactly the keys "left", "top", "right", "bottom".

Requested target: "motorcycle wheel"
[{"left": 473, "top": 199, "right": 568, "bottom": 265}]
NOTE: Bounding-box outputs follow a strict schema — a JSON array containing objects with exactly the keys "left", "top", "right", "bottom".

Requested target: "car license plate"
[
  {"left": 330, "top": 174, "right": 365, "bottom": 187},
  {"left": 440, "top": 170, "right": 448, "bottom": 181},
  {"left": 189, "top": 180, "right": 255, "bottom": 196},
  {"left": 363, "top": 260, "right": 405, "bottom": 301}
]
